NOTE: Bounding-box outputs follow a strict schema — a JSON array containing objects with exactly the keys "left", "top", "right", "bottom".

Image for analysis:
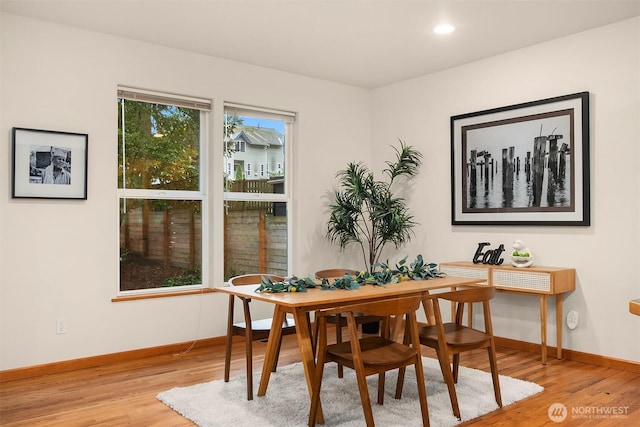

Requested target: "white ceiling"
[{"left": 2, "top": 0, "right": 639, "bottom": 88}]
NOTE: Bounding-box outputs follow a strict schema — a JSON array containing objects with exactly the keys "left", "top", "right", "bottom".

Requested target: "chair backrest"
[
  {"left": 427, "top": 286, "right": 495, "bottom": 333},
  {"left": 228, "top": 274, "right": 285, "bottom": 287},
  {"left": 226, "top": 274, "right": 290, "bottom": 325},
  {"left": 428, "top": 286, "right": 495, "bottom": 304},
  {"left": 315, "top": 268, "right": 357, "bottom": 279},
  {"left": 317, "top": 295, "right": 422, "bottom": 319}
]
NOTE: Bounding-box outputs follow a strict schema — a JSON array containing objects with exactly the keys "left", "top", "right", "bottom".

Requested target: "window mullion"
[
  {"left": 118, "top": 189, "right": 203, "bottom": 200},
  {"left": 223, "top": 192, "right": 288, "bottom": 202}
]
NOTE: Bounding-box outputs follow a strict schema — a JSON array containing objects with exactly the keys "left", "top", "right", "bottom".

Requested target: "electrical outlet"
[
  {"left": 566, "top": 310, "right": 579, "bottom": 330},
  {"left": 56, "top": 319, "right": 67, "bottom": 335}
]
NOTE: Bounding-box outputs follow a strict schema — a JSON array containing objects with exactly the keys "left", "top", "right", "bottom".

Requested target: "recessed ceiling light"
[{"left": 433, "top": 24, "right": 455, "bottom": 34}]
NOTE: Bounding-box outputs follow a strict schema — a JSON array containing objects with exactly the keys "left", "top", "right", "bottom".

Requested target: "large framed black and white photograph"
[
  {"left": 12, "top": 127, "right": 88, "bottom": 199},
  {"left": 451, "top": 92, "right": 590, "bottom": 226}
]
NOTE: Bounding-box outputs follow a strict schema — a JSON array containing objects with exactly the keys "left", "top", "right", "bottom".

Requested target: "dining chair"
[
  {"left": 224, "top": 273, "right": 297, "bottom": 400},
  {"left": 309, "top": 295, "right": 430, "bottom": 427},
  {"left": 413, "top": 286, "right": 502, "bottom": 420},
  {"left": 314, "top": 269, "right": 385, "bottom": 378}
]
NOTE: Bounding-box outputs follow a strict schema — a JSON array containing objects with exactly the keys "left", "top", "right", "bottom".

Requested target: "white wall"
[
  {"left": 372, "top": 17, "right": 640, "bottom": 362},
  {"left": 0, "top": 13, "right": 371, "bottom": 370},
  {"left": 1, "top": 12, "right": 638, "bottom": 372}
]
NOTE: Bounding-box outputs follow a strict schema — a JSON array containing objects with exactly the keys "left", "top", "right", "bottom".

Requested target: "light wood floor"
[{"left": 1, "top": 333, "right": 639, "bottom": 426}]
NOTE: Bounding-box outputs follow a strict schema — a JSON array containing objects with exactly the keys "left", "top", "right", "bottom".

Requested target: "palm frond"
[{"left": 383, "top": 139, "right": 423, "bottom": 183}]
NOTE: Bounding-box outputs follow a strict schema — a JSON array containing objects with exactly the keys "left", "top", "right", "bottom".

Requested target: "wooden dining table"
[{"left": 214, "top": 275, "right": 483, "bottom": 423}]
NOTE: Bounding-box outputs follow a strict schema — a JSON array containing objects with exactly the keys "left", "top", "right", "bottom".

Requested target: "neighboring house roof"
[{"left": 232, "top": 125, "right": 283, "bottom": 148}]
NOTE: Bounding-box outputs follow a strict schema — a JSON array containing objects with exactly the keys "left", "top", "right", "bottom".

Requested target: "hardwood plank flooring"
[{"left": 1, "top": 333, "right": 638, "bottom": 426}]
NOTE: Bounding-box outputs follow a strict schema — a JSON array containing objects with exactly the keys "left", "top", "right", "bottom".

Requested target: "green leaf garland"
[{"left": 254, "top": 255, "right": 445, "bottom": 293}]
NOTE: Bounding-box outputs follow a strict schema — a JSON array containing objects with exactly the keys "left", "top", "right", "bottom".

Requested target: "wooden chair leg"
[
  {"left": 436, "top": 348, "right": 460, "bottom": 420},
  {"left": 244, "top": 335, "right": 253, "bottom": 400},
  {"left": 341, "top": 315, "right": 374, "bottom": 427},
  {"left": 452, "top": 353, "right": 460, "bottom": 383},
  {"left": 377, "top": 373, "right": 386, "bottom": 405},
  {"left": 224, "top": 296, "right": 235, "bottom": 383},
  {"left": 309, "top": 317, "right": 328, "bottom": 427},
  {"left": 394, "top": 320, "right": 411, "bottom": 399},
  {"left": 242, "top": 300, "right": 254, "bottom": 401},
  {"left": 487, "top": 346, "right": 502, "bottom": 407},
  {"left": 416, "top": 362, "right": 431, "bottom": 427},
  {"left": 355, "top": 361, "right": 375, "bottom": 426},
  {"left": 408, "top": 316, "right": 431, "bottom": 427},
  {"left": 335, "top": 315, "right": 344, "bottom": 378},
  {"left": 395, "top": 367, "right": 406, "bottom": 399},
  {"left": 224, "top": 332, "right": 233, "bottom": 383},
  {"left": 378, "top": 318, "right": 390, "bottom": 405}
]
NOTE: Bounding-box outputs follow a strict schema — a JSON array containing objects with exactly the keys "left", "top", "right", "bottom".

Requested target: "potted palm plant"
[{"left": 326, "top": 140, "right": 423, "bottom": 274}]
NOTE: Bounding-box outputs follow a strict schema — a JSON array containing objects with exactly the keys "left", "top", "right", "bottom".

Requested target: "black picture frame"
[
  {"left": 12, "top": 127, "right": 88, "bottom": 199},
  {"left": 451, "top": 92, "right": 590, "bottom": 226}
]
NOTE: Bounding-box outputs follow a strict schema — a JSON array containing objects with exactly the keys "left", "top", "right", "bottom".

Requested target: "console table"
[{"left": 439, "top": 261, "right": 576, "bottom": 364}]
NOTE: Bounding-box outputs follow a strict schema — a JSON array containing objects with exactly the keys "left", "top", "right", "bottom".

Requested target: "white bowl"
[{"left": 510, "top": 255, "right": 533, "bottom": 268}]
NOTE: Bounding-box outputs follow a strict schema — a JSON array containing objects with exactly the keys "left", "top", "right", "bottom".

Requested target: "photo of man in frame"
[{"left": 30, "top": 145, "right": 72, "bottom": 185}]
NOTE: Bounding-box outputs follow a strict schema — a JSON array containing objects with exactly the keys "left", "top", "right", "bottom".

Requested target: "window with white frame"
[
  {"left": 117, "top": 87, "right": 209, "bottom": 293},
  {"left": 223, "top": 103, "right": 294, "bottom": 279}
]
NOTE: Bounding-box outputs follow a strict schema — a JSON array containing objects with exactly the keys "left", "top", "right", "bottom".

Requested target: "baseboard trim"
[
  {"left": 495, "top": 336, "right": 640, "bottom": 373},
  {"left": 2, "top": 335, "right": 638, "bottom": 383},
  {"left": 0, "top": 336, "right": 226, "bottom": 383}
]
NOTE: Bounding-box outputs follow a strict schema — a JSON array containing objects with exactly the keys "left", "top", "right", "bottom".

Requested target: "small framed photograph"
[
  {"left": 451, "top": 92, "right": 590, "bottom": 226},
  {"left": 12, "top": 127, "right": 88, "bottom": 199}
]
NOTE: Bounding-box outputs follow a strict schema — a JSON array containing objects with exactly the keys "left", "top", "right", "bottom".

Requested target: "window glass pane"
[
  {"left": 120, "top": 199, "right": 202, "bottom": 291},
  {"left": 223, "top": 201, "right": 287, "bottom": 280},
  {"left": 224, "top": 115, "right": 285, "bottom": 192},
  {"left": 119, "top": 99, "right": 200, "bottom": 191}
]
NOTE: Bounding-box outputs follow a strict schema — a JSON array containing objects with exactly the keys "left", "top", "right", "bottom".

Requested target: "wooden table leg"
[
  {"left": 257, "top": 305, "right": 285, "bottom": 397},
  {"left": 540, "top": 295, "right": 547, "bottom": 364},
  {"left": 293, "top": 307, "right": 324, "bottom": 424},
  {"left": 556, "top": 295, "right": 563, "bottom": 359},
  {"left": 422, "top": 296, "right": 435, "bottom": 325}
]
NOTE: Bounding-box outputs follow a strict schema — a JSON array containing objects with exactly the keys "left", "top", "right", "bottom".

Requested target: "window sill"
[{"left": 112, "top": 287, "right": 215, "bottom": 302}]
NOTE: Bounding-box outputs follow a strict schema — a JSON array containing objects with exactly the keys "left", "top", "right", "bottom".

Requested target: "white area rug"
[{"left": 157, "top": 357, "right": 543, "bottom": 426}]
